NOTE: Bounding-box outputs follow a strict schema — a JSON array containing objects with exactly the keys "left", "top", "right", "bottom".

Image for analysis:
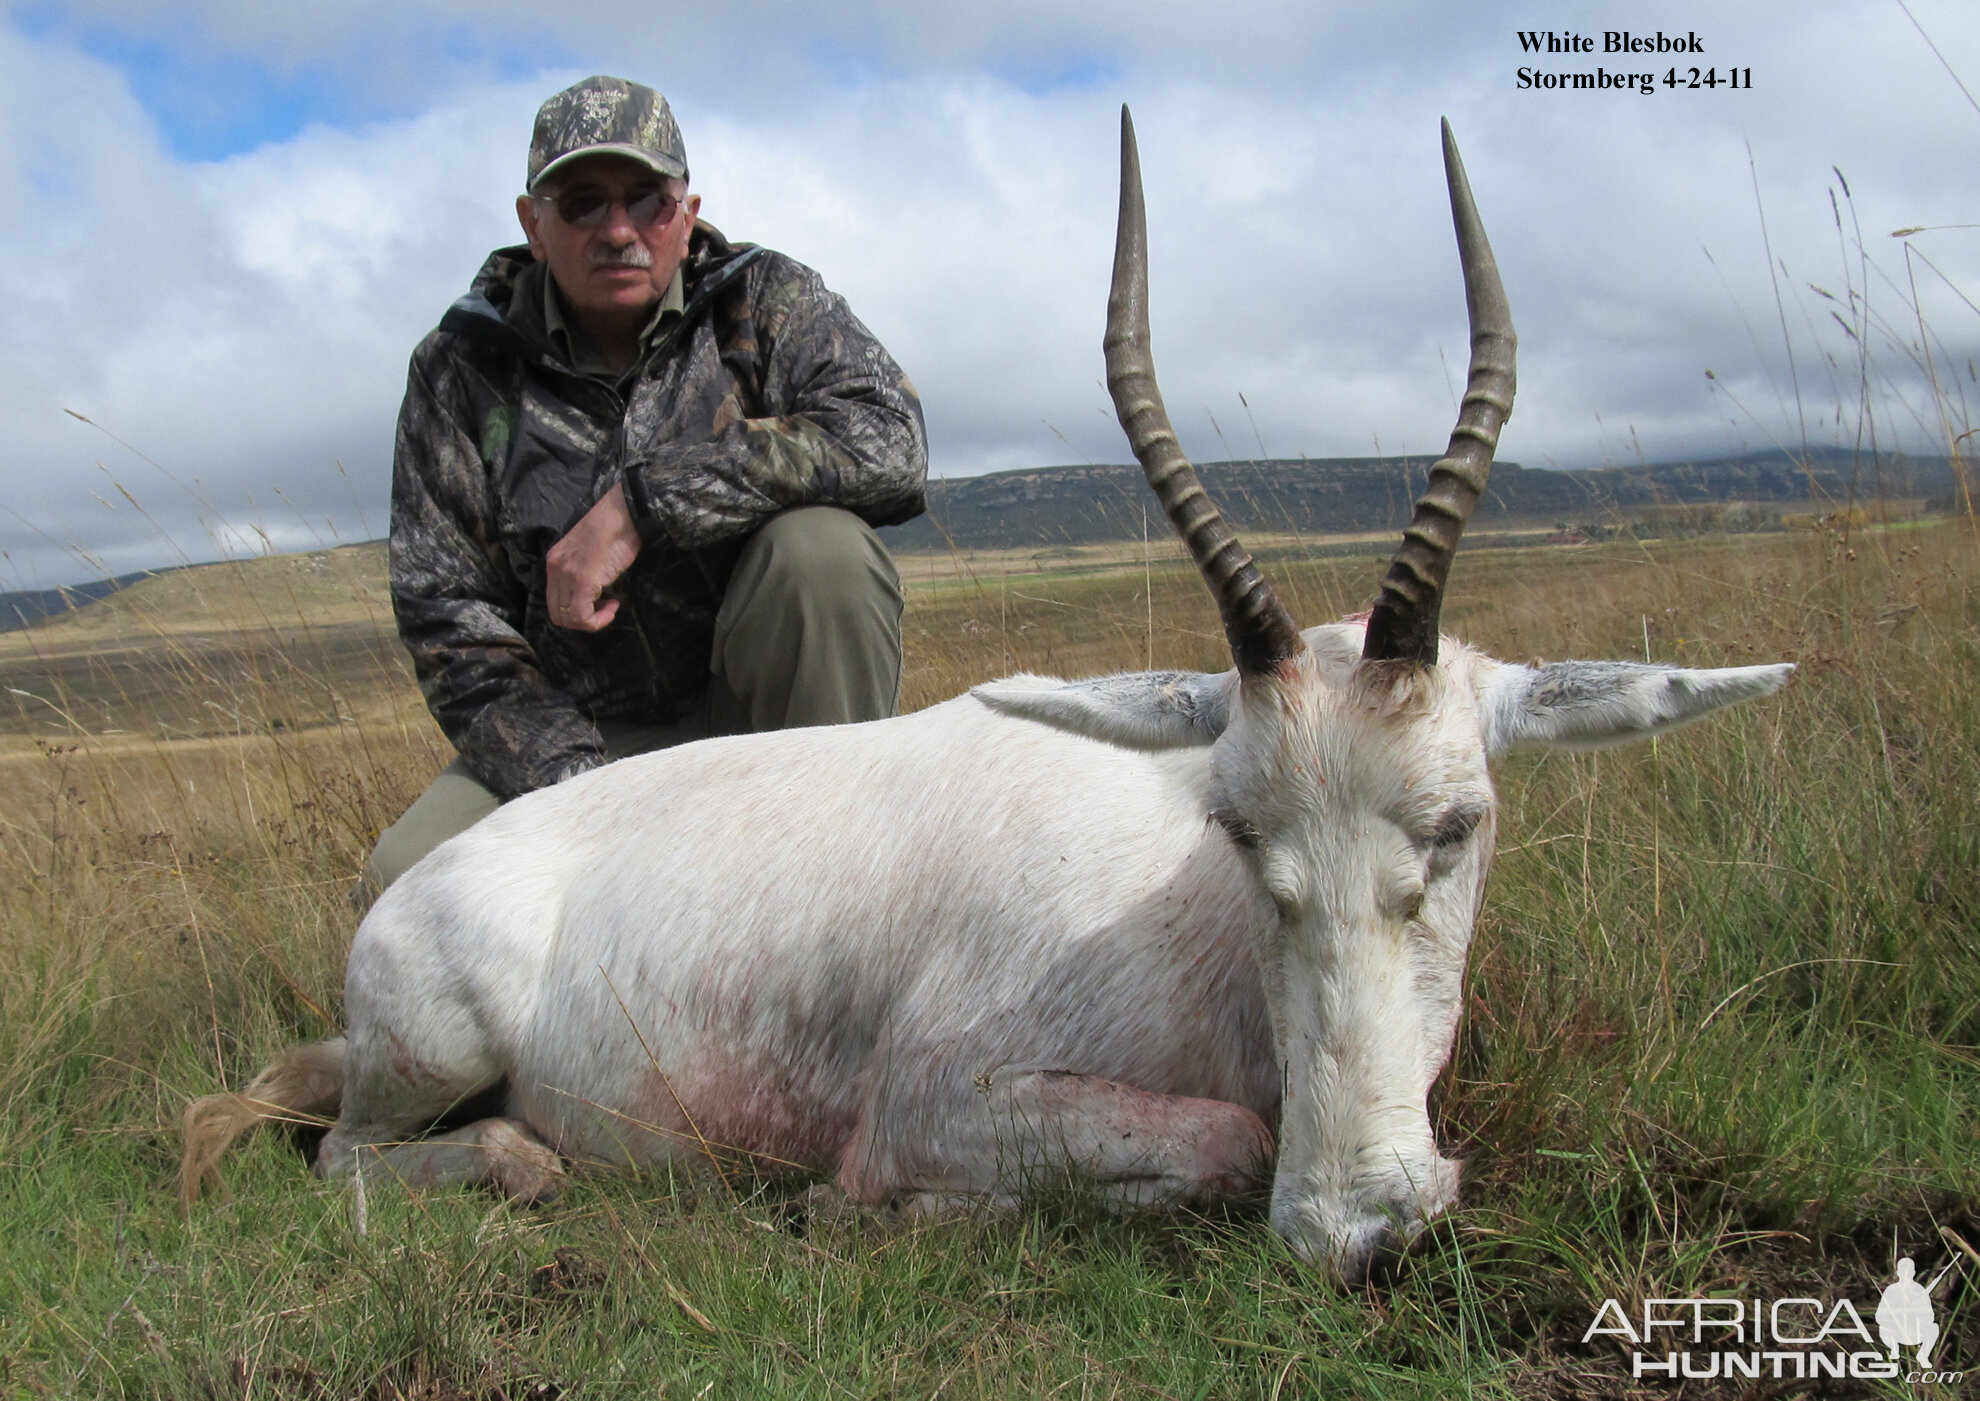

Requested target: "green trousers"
[{"left": 360, "top": 506, "right": 903, "bottom": 898}]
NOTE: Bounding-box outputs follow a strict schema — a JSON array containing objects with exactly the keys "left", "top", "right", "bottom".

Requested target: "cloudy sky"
[{"left": 2, "top": 0, "right": 1975, "bottom": 586}]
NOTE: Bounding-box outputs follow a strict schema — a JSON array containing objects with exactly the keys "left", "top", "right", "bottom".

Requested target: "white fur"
[{"left": 326, "top": 621, "right": 1788, "bottom": 1278}]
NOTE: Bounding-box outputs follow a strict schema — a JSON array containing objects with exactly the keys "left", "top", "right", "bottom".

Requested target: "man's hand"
[{"left": 546, "top": 484, "right": 642, "bottom": 630}]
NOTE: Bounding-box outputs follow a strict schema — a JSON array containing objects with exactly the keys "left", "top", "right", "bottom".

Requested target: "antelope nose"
[
  {"left": 1274, "top": 1204, "right": 1413, "bottom": 1282},
  {"left": 1335, "top": 1220, "right": 1408, "bottom": 1285}
]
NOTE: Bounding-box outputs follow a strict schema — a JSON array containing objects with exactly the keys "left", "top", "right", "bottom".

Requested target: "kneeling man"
[{"left": 367, "top": 75, "right": 928, "bottom": 893}]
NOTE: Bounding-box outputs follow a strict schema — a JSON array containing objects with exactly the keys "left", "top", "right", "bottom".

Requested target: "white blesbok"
[{"left": 183, "top": 110, "right": 1790, "bottom": 1279}]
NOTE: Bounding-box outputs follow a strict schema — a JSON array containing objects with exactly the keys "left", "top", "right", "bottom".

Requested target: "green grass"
[{"left": 1, "top": 522, "right": 1976, "bottom": 1398}]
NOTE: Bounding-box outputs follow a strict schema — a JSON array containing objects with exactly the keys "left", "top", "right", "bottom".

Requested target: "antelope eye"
[{"left": 1430, "top": 806, "right": 1485, "bottom": 850}]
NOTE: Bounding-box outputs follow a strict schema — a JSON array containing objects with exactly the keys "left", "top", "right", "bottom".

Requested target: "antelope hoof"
[{"left": 483, "top": 1120, "right": 566, "bottom": 1205}]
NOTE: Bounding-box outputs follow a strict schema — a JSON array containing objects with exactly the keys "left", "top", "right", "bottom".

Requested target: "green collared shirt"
[{"left": 541, "top": 266, "right": 686, "bottom": 381}]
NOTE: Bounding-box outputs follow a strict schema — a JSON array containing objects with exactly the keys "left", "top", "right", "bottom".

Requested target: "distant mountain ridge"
[
  {"left": 880, "top": 446, "right": 1962, "bottom": 552},
  {"left": 3, "top": 447, "right": 1961, "bottom": 631},
  {"left": 0, "top": 571, "right": 161, "bottom": 634}
]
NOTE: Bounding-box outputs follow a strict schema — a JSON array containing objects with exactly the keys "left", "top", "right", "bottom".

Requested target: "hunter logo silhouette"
[{"left": 1876, "top": 1257, "right": 1952, "bottom": 1368}]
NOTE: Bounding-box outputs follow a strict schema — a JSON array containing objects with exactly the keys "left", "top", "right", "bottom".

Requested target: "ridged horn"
[
  {"left": 1106, "top": 106, "right": 1303, "bottom": 678},
  {"left": 1361, "top": 119, "right": 1517, "bottom": 666}
]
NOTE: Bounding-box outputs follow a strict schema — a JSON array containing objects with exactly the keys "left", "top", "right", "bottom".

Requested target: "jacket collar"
[{"left": 437, "top": 224, "right": 766, "bottom": 367}]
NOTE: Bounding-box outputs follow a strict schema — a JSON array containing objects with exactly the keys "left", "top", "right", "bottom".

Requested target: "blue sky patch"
[
  {"left": 13, "top": 4, "right": 573, "bottom": 162},
  {"left": 991, "top": 49, "right": 1119, "bottom": 96}
]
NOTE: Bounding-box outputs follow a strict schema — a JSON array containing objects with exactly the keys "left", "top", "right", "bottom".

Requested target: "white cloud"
[
  {"left": 2, "top": 1, "right": 1977, "bottom": 585},
  {"left": 0, "top": 37, "right": 542, "bottom": 585}
]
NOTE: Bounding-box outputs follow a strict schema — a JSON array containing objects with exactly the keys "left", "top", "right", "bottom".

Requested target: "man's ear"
[
  {"left": 1478, "top": 658, "right": 1793, "bottom": 756},
  {"left": 517, "top": 194, "right": 547, "bottom": 259},
  {"left": 973, "top": 669, "right": 1236, "bottom": 749}
]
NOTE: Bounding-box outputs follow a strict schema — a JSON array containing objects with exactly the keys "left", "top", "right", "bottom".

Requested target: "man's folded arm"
[{"left": 619, "top": 261, "right": 928, "bottom": 549}]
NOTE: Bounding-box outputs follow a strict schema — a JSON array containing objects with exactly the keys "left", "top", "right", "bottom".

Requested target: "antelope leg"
[
  {"left": 318, "top": 1117, "right": 565, "bottom": 1204},
  {"left": 872, "top": 1070, "right": 1273, "bottom": 1218}
]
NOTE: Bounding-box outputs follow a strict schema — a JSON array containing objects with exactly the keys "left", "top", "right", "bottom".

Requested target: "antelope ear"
[
  {"left": 972, "top": 669, "right": 1236, "bottom": 749},
  {"left": 1478, "top": 659, "right": 1793, "bottom": 756}
]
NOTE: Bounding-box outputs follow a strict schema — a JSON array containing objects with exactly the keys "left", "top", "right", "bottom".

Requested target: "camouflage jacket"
[{"left": 389, "top": 224, "right": 928, "bottom": 800}]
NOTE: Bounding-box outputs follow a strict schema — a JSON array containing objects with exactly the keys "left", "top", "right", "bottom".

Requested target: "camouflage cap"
[{"left": 527, "top": 76, "right": 688, "bottom": 193}]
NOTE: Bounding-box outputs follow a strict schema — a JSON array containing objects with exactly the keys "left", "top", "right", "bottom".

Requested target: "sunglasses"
[{"left": 537, "top": 186, "right": 683, "bottom": 230}]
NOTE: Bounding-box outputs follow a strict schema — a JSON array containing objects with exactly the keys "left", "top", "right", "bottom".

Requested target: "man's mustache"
[{"left": 588, "top": 242, "right": 653, "bottom": 269}]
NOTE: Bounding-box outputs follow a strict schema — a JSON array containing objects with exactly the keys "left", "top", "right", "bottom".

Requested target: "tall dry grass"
[{"left": 0, "top": 513, "right": 1973, "bottom": 1395}]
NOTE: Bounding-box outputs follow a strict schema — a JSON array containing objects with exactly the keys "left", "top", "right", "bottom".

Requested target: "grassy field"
[{"left": 1, "top": 519, "right": 1976, "bottom": 1398}]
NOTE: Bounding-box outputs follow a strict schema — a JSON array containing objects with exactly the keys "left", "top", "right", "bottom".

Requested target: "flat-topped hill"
[{"left": 886, "top": 445, "right": 1959, "bottom": 551}]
